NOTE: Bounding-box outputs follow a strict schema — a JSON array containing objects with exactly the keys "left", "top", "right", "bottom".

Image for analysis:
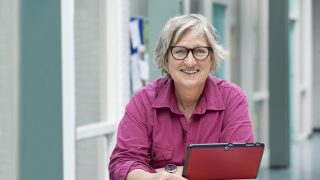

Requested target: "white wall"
[
  {"left": 130, "top": 0, "right": 148, "bottom": 17},
  {"left": 299, "top": 0, "right": 313, "bottom": 138},
  {"left": 105, "top": 0, "right": 130, "bottom": 159},
  {"left": 0, "top": 0, "right": 19, "bottom": 180},
  {"left": 290, "top": 0, "right": 314, "bottom": 141}
]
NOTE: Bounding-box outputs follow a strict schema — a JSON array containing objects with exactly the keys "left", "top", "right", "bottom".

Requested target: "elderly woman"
[{"left": 109, "top": 14, "right": 254, "bottom": 180}]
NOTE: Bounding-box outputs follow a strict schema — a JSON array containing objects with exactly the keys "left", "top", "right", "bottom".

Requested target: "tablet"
[{"left": 182, "top": 142, "right": 264, "bottom": 180}]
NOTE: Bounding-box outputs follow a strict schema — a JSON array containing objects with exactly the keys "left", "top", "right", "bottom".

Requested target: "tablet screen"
[{"left": 182, "top": 142, "right": 264, "bottom": 179}]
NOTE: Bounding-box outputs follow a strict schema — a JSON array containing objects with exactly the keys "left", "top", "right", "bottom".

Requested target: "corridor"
[{"left": 259, "top": 132, "right": 320, "bottom": 180}]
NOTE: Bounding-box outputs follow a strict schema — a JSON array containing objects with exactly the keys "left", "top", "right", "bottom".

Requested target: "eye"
[
  {"left": 173, "top": 47, "right": 187, "bottom": 54},
  {"left": 194, "top": 48, "right": 207, "bottom": 54}
]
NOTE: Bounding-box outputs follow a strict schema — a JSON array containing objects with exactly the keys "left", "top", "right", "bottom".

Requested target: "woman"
[{"left": 109, "top": 14, "right": 254, "bottom": 180}]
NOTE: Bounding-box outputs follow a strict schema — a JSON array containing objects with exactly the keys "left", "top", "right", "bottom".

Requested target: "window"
[{"left": 62, "top": 0, "right": 130, "bottom": 179}]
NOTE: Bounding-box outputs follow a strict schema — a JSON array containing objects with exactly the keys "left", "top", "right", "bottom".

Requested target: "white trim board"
[
  {"left": 61, "top": 0, "right": 76, "bottom": 179},
  {"left": 77, "top": 121, "right": 117, "bottom": 141}
]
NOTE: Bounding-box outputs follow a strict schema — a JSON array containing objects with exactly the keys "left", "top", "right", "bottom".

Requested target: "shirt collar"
[
  {"left": 152, "top": 78, "right": 181, "bottom": 114},
  {"left": 195, "top": 76, "right": 225, "bottom": 113},
  {"left": 152, "top": 76, "right": 225, "bottom": 115}
]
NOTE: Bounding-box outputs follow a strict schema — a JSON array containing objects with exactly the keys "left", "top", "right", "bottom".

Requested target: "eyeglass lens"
[{"left": 171, "top": 46, "right": 210, "bottom": 60}]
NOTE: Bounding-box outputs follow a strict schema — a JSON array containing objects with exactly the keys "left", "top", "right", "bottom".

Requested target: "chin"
[{"left": 172, "top": 75, "right": 206, "bottom": 88}]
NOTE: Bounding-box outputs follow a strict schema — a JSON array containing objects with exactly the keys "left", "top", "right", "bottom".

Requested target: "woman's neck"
[{"left": 175, "top": 83, "right": 205, "bottom": 119}]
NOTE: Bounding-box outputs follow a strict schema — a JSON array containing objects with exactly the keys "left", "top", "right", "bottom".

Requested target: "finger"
[{"left": 167, "top": 173, "right": 188, "bottom": 180}]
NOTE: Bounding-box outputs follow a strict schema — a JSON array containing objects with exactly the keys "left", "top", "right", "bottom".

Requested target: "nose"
[{"left": 183, "top": 51, "right": 196, "bottom": 66}]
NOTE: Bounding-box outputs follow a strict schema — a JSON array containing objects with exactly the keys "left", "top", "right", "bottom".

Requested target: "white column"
[
  {"left": 106, "top": 0, "right": 130, "bottom": 163},
  {"left": 61, "top": 0, "right": 76, "bottom": 179},
  {"left": 299, "top": 0, "right": 313, "bottom": 138},
  {"left": 239, "top": 0, "right": 255, "bottom": 112}
]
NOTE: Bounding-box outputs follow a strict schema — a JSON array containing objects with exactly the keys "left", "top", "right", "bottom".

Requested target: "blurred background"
[{"left": 0, "top": 0, "right": 319, "bottom": 179}]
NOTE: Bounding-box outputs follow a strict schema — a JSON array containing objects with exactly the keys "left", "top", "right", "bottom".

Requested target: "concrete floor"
[{"left": 258, "top": 132, "right": 320, "bottom": 180}]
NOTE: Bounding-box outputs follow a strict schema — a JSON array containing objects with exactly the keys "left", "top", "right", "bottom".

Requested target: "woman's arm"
[
  {"left": 109, "top": 93, "right": 154, "bottom": 180},
  {"left": 219, "top": 92, "right": 255, "bottom": 143}
]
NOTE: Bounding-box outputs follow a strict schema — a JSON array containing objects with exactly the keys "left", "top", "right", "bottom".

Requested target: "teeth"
[{"left": 182, "top": 70, "right": 198, "bottom": 74}]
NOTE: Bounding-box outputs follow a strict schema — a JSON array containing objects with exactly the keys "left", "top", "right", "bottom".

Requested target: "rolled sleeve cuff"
[
  {"left": 111, "top": 161, "right": 155, "bottom": 180},
  {"left": 129, "top": 162, "right": 156, "bottom": 174}
]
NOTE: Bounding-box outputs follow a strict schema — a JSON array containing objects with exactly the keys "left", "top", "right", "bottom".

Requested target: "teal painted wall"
[
  {"left": 212, "top": 3, "right": 226, "bottom": 79},
  {"left": 19, "top": 0, "right": 63, "bottom": 179},
  {"left": 289, "top": 20, "right": 295, "bottom": 143},
  {"left": 269, "top": 0, "right": 290, "bottom": 167},
  {"left": 148, "top": 0, "right": 182, "bottom": 81}
]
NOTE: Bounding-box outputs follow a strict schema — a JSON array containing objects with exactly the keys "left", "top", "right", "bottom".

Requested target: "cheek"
[
  {"left": 207, "top": 60, "right": 213, "bottom": 72},
  {"left": 202, "top": 61, "right": 211, "bottom": 70},
  {"left": 164, "top": 65, "right": 168, "bottom": 72},
  {"left": 166, "top": 59, "right": 178, "bottom": 73},
  {"left": 165, "top": 61, "right": 173, "bottom": 73},
  {"left": 164, "top": 58, "right": 171, "bottom": 73}
]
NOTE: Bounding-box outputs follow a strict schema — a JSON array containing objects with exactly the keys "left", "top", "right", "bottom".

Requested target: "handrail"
[{"left": 77, "top": 121, "right": 117, "bottom": 141}]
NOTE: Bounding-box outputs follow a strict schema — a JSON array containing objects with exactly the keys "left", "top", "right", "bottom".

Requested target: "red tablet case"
[{"left": 182, "top": 143, "right": 264, "bottom": 180}]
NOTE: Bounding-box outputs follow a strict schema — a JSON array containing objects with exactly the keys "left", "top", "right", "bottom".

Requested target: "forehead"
[{"left": 173, "top": 27, "right": 209, "bottom": 46}]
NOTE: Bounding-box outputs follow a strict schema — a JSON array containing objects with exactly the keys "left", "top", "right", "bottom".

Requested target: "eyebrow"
[
  {"left": 173, "top": 41, "right": 209, "bottom": 47},
  {"left": 171, "top": 45, "right": 210, "bottom": 48}
]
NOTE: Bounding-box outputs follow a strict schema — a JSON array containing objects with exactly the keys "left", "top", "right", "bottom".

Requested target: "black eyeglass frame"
[{"left": 169, "top": 46, "right": 213, "bottom": 61}]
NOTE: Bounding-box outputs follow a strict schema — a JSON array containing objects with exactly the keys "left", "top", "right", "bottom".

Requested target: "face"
[{"left": 166, "top": 28, "right": 212, "bottom": 89}]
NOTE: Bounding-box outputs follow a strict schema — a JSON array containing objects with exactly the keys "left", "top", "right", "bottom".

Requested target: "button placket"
[{"left": 185, "top": 116, "right": 193, "bottom": 146}]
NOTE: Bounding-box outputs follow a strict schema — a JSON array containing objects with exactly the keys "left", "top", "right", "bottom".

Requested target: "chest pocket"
[{"left": 150, "top": 144, "right": 173, "bottom": 168}]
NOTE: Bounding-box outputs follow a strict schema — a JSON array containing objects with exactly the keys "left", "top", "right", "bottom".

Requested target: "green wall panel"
[
  {"left": 148, "top": 0, "right": 182, "bottom": 81},
  {"left": 212, "top": 3, "right": 226, "bottom": 79},
  {"left": 269, "top": 0, "right": 290, "bottom": 168},
  {"left": 19, "top": 0, "right": 63, "bottom": 179}
]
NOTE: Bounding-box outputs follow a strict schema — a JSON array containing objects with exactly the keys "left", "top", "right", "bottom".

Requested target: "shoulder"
[
  {"left": 129, "top": 77, "right": 169, "bottom": 106},
  {"left": 210, "top": 76, "right": 247, "bottom": 99}
]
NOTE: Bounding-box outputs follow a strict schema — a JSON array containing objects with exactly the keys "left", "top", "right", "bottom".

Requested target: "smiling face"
[{"left": 166, "top": 28, "right": 212, "bottom": 90}]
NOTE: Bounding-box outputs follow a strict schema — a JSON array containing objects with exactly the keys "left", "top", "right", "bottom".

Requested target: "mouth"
[{"left": 180, "top": 69, "right": 200, "bottom": 75}]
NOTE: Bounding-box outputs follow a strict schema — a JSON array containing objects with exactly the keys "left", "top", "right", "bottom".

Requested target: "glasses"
[{"left": 170, "top": 46, "right": 212, "bottom": 61}]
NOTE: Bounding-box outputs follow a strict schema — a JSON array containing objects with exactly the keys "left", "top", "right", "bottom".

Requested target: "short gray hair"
[{"left": 154, "top": 14, "right": 227, "bottom": 74}]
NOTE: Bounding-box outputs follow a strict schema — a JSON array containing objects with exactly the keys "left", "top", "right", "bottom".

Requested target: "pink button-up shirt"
[{"left": 109, "top": 76, "right": 254, "bottom": 180}]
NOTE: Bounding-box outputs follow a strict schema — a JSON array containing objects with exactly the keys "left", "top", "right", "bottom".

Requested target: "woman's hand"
[
  {"left": 126, "top": 166, "right": 188, "bottom": 180},
  {"left": 154, "top": 166, "right": 187, "bottom": 180},
  {"left": 152, "top": 171, "right": 187, "bottom": 180}
]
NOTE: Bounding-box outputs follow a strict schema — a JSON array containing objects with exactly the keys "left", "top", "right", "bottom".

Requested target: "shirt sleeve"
[
  {"left": 219, "top": 89, "right": 255, "bottom": 143},
  {"left": 108, "top": 93, "right": 156, "bottom": 180}
]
